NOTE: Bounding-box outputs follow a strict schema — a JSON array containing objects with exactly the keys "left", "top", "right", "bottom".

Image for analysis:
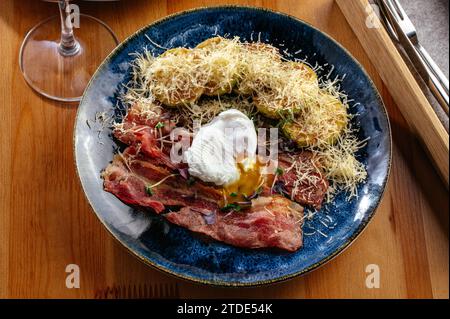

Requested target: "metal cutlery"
[{"left": 377, "top": 0, "right": 449, "bottom": 115}]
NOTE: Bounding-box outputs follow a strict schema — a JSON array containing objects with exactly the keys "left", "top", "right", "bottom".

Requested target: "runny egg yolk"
[{"left": 221, "top": 159, "right": 267, "bottom": 206}]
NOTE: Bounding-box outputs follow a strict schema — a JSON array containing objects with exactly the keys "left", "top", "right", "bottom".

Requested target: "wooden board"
[
  {"left": 336, "top": 0, "right": 449, "bottom": 186},
  {"left": 0, "top": 0, "right": 448, "bottom": 299}
]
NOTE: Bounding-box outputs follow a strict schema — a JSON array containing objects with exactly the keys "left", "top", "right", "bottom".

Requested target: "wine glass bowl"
[{"left": 19, "top": 1, "right": 119, "bottom": 102}]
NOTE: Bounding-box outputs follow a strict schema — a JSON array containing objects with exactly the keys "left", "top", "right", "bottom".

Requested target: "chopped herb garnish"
[
  {"left": 230, "top": 192, "right": 238, "bottom": 197},
  {"left": 187, "top": 176, "right": 196, "bottom": 186},
  {"left": 272, "top": 180, "right": 288, "bottom": 195},
  {"left": 155, "top": 122, "right": 165, "bottom": 129},
  {"left": 276, "top": 167, "right": 284, "bottom": 175},
  {"left": 243, "top": 187, "right": 263, "bottom": 201},
  {"left": 145, "top": 185, "right": 153, "bottom": 196},
  {"left": 221, "top": 203, "right": 241, "bottom": 212}
]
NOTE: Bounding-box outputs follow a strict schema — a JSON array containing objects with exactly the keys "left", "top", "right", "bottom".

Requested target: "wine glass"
[{"left": 19, "top": 0, "right": 119, "bottom": 102}]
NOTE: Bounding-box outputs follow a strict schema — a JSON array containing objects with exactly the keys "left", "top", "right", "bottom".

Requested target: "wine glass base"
[{"left": 19, "top": 14, "right": 119, "bottom": 102}]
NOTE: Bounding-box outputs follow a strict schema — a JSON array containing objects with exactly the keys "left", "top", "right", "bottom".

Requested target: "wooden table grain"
[{"left": 0, "top": 0, "right": 448, "bottom": 299}]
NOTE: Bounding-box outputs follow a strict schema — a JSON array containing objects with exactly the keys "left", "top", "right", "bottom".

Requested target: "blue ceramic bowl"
[{"left": 74, "top": 6, "right": 391, "bottom": 286}]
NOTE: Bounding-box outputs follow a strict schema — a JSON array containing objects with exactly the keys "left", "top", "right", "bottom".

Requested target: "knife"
[
  {"left": 336, "top": 0, "right": 449, "bottom": 186},
  {"left": 377, "top": 0, "right": 449, "bottom": 115}
]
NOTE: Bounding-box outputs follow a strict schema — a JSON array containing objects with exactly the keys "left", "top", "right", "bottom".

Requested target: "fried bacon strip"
[
  {"left": 165, "top": 196, "right": 304, "bottom": 252},
  {"left": 100, "top": 103, "right": 328, "bottom": 251},
  {"left": 102, "top": 147, "right": 305, "bottom": 251},
  {"left": 102, "top": 148, "right": 221, "bottom": 214},
  {"left": 277, "top": 152, "right": 328, "bottom": 209}
]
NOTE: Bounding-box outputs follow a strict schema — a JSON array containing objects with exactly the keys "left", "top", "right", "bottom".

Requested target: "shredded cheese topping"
[{"left": 118, "top": 36, "right": 368, "bottom": 201}]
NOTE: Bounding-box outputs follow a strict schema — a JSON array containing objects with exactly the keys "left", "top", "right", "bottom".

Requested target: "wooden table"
[{"left": 0, "top": 0, "right": 448, "bottom": 299}]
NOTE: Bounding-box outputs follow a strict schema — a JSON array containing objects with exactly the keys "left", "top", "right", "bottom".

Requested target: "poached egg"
[{"left": 185, "top": 109, "right": 264, "bottom": 203}]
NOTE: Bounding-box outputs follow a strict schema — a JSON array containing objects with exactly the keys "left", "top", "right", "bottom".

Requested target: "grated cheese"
[{"left": 118, "top": 36, "right": 368, "bottom": 201}]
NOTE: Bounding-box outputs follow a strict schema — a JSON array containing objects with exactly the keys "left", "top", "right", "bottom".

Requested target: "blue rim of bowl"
[{"left": 73, "top": 5, "right": 392, "bottom": 287}]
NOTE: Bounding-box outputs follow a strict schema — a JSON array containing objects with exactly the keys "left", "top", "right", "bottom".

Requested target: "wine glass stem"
[{"left": 58, "top": 0, "right": 80, "bottom": 56}]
